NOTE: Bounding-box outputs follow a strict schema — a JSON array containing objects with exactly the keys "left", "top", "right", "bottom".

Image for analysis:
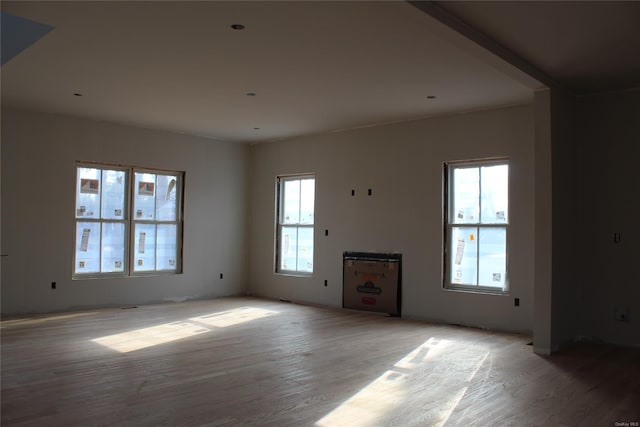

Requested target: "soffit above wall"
[{"left": 433, "top": 1, "right": 640, "bottom": 95}]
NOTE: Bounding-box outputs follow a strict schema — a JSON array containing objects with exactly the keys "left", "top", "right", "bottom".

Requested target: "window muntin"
[
  {"left": 74, "top": 164, "right": 183, "bottom": 278},
  {"left": 445, "top": 161, "right": 508, "bottom": 292},
  {"left": 276, "top": 175, "right": 315, "bottom": 274}
]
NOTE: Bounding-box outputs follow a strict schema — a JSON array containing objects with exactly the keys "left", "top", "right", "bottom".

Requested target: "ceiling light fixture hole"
[
  {"left": 427, "top": 95, "right": 436, "bottom": 99},
  {"left": 246, "top": 92, "right": 256, "bottom": 97},
  {"left": 231, "top": 24, "right": 245, "bottom": 30},
  {"left": 73, "top": 93, "right": 83, "bottom": 97}
]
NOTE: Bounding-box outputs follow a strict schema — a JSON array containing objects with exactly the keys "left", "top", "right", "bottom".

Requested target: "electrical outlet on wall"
[{"left": 614, "top": 307, "right": 630, "bottom": 322}]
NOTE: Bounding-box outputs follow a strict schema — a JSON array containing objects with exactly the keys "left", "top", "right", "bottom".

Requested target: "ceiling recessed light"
[
  {"left": 246, "top": 92, "right": 256, "bottom": 97},
  {"left": 426, "top": 95, "right": 436, "bottom": 99},
  {"left": 73, "top": 93, "right": 83, "bottom": 97},
  {"left": 253, "top": 127, "right": 261, "bottom": 130},
  {"left": 231, "top": 24, "right": 245, "bottom": 30}
]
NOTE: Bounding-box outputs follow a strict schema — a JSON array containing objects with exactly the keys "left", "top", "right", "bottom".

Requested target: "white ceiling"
[{"left": 1, "top": 1, "right": 537, "bottom": 143}]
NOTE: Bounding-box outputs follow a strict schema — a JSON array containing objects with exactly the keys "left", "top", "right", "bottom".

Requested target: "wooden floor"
[{"left": 1, "top": 297, "right": 639, "bottom": 427}]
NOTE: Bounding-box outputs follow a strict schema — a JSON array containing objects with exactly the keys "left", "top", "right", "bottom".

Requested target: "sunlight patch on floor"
[
  {"left": 316, "top": 337, "right": 490, "bottom": 427},
  {"left": 91, "top": 321, "right": 210, "bottom": 353},
  {"left": 434, "top": 350, "right": 490, "bottom": 427},
  {"left": 189, "top": 306, "right": 279, "bottom": 328},
  {"left": 91, "top": 306, "right": 279, "bottom": 353}
]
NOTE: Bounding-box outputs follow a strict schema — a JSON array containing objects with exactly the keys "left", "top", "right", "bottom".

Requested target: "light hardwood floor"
[{"left": 1, "top": 297, "right": 639, "bottom": 426}]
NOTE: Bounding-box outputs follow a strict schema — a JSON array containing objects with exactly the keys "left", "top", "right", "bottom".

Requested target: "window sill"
[
  {"left": 443, "top": 285, "right": 508, "bottom": 296},
  {"left": 275, "top": 271, "right": 314, "bottom": 278},
  {"left": 73, "top": 271, "right": 182, "bottom": 280}
]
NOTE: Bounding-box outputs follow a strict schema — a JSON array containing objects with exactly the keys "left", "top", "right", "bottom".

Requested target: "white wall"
[
  {"left": 533, "top": 89, "right": 553, "bottom": 354},
  {"left": 577, "top": 89, "right": 640, "bottom": 347},
  {"left": 550, "top": 89, "right": 581, "bottom": 351},
  {"left": 249, "top": 105, "right": 535, "bottom": 333},
  {"left": 1, "top": 108, "right": 249, "bottom": 315}
]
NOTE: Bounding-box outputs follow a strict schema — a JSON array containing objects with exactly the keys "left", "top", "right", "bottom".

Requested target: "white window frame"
[
  {"left": 443, "top": 159, "right": 509, "bottom": 294},
  {"left": 73, "top": 162, "right": 184, "bottom": 279},
  {"left": 275, "top": 174, "right": 315, "bottom": 276}
]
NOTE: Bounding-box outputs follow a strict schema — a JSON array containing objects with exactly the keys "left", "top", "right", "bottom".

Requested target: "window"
[
  {"left": 276, "top": 175, "right": 315, "bottom": 274},
  {"left": 444, "top": 160, "right": 508, "bottom": 293},
  {"left": 74, "top": 164, "right": 183, "bottom": 278}
]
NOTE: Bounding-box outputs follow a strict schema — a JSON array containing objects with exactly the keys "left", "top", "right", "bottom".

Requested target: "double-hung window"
[
  {"left": 276, "top": 175, "right": 315, "bottom": 275},
  {"left": 74, "top": 163, "right": 183, "bottom": 278},
  {"left": 444, "top": 160, "right": 509, "bottom": 293}
]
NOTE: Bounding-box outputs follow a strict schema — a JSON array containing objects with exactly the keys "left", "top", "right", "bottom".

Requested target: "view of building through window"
[
  {"left": 74, "top": 164, "right": 183, "bottom": 277},
  {"left": 445, "top": 161, "right": 508, "bottom": 292},
  {"left": 276, "top": 175, "right": 315, "bottom": 274}
]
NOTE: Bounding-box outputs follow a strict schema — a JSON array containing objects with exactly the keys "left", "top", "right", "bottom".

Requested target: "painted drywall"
[
  {"left": 577, "top": 89, "right": 640, "bottom": 347},
  {"left": 249, "top": 105, "right": 535, "bottom": 333},
  {"left": 1, "top": 108, "right": 249, "bottom": 315},
  {"left": 549, "top": 89, "right": 581, "bottom": 351},
  {"left": 1, "top": 111, "right": 3, "bottom": 295},
  {"left": 533, "top": 89, "right": 553, "bottom": 354}
]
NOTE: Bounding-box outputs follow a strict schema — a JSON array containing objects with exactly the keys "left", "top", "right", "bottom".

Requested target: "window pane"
[
  {"left": 101, "top": 170, "right": 126, "bottom": 220},
  {"left": 297, "top": 227, "right": 314, "bottom": 272},
  {"left": 157, "top": 224, "right": 177, "bottom": 270},
  {"left": 282, "top": 180, "right": 300, "bottom": 224},
  {"left": 134, "top": 172, "right": 156, "bottom": 221},
  {"left": 481, "top": 165, "right": 509, "bottom": 223},
  {"left": 452, "top": 167, "right": 479, "bottom": 224},
  {"left": 478, "top": 227, "right": 506, "bottom": 288},
  {"left": 76, "top": 168, "right": 101, "bottom": 219},
  {"left": 101, "top": 222, "right": 125, "bottom": 273},
  {"left": 75, "top": 222, "right": 101, "bottom": 274},
  {"left": 299, "top": 179, "right": 315, "bottom": 225},
  {"left": 280, "top": 226, "right": 298, "bottom": 271},
  {"left": 134, "top": 223, "right": 156, "bottom": 272},
  {"left": 156, "top": 175, "right": 178, "bottom": 221},
  {"left": 450, "top": 227, "right": 478, "bottom": 285}
]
